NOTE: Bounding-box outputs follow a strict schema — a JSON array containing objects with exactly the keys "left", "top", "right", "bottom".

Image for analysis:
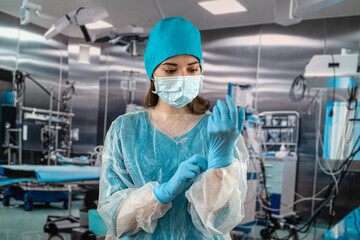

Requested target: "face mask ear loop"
[
  {"left": 198, "top": 75, "right": 204, "bottom": 91},
  {"left": 152, "top": 75, "right": 158, "bottom": 94}
]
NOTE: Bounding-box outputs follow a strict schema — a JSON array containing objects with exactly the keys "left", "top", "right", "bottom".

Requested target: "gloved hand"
[
  {"left": 153, "top": 154, "right": 207, "bottom": 204},
  {"left": 207, "top": 95, "right": 245, "bottom": 169}
]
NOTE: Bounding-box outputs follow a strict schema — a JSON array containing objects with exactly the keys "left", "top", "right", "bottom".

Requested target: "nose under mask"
[{"left": 153, "top": 75, "right": 204, "bottom": 108}]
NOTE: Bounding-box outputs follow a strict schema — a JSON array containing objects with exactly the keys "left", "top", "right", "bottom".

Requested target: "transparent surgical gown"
[{"left": 98, "top": 109, "right": 248, "bottom": 239}]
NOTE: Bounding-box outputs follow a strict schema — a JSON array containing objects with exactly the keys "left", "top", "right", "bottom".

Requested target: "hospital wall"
[
  {"left": 96, "top": 45, "right": 148, "bottom": 145},
  {"left": 0, "top": 12, "right": 103, "bottom": 158},
  {"left": 99, "top": 15, "right": 360, "bottom": 223},
  {"left": 1, "top": 10, "right": 359, "bottom": 223},
  {"left": 67, "top": 38, "right": 102, "bottom": 153},
  {"left": 0, "top": 12, "right": 69, "bottom": 163},
  {"left": 203, "top": 16, "right": 360, "bottom": 223}
]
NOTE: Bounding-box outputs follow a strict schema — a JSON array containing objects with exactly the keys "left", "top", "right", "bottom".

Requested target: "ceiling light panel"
[{"left": 198, "top": 0, "right": 247, "bottom": 15}]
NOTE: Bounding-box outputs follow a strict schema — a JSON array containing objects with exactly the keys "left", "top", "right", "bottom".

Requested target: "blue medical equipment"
[
  {"left": 322, "top": 206, "right": 360, "bottom": 240},
  {"left": 0, "top": 165, "right": 100, "bottom": 210},
  {"left": 323, "top": 101, "right": 360, "bottom": 161},
  {"left": 258, "top": 111, "right": 300, "bottom": 218}
]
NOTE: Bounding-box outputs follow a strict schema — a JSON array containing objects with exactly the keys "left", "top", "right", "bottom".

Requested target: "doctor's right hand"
[{"left": 153, "top": 154, "right": 207, "bottom": 204}]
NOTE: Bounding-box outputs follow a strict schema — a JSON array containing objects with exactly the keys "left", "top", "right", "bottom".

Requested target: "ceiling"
[{"left": 0, "top": 0, "right": 360, "bottom": 39}]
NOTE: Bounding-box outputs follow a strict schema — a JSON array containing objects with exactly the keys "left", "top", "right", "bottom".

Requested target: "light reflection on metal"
[
  {"left": 0, "top": 12, "right": 68, "bottom": 162},
  {"left": 0, "top": 27, "right": 20, "bottom": 40},
  {"left": 203, "top": 34, "right": 259, "bottom": 48},
  {"left": 261, "top": 33, "right": 323, "bottom": 47}
]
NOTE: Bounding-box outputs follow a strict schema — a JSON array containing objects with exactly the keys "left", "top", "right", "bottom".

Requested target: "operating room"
[{"left": 0, "top": 0, "right": 360, "bottom": 240}]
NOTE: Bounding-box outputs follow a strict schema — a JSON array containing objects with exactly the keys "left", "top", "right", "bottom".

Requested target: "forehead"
[{"left": 162, "top": 54, "right": 199, "bottom": 64}]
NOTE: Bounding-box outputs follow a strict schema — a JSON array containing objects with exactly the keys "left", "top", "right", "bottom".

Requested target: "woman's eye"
[
  {"left": 189, "top": 68, "right": 198, "bottom": 73},
  {"left": 165, "top": 69, "right": 176, "bottom": 73}
]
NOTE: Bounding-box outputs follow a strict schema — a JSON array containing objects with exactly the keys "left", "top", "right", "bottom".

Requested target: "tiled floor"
[
  {"left": 231, "top": 221, "right": 328, "bottom": 240},
  {"left": 0, "top": 196, "right": 83, "bottom": 240},
  {"left": 0, "top": 196, "right": 328, "bottom": 240}
]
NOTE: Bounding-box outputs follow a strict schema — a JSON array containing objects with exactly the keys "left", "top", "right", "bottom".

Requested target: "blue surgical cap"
[{"left": 144, "top": 16, "right": 202, "bottom": 81}]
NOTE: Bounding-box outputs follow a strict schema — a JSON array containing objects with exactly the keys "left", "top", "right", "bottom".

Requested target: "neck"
[{"left": 154, "top": 98, "right": 190, "bottom": 115}]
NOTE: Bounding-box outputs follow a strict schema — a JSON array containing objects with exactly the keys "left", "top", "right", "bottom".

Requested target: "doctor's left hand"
[{"left": 207, "top": 95, "right": 245, "bottom": 169}]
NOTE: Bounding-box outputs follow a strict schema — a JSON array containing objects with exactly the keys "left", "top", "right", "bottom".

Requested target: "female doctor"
[{"left": 98, "top": 16, "right": 249, "bottom": 239}]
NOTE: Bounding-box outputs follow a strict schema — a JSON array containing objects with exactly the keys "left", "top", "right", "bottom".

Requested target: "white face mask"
[{"left": 153, "top": 75, "right": 204, "bottom": 109}]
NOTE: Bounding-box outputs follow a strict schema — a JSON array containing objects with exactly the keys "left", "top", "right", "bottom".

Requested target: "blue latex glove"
[
  {"left": 153, "top": 154, "right": 207, "bottom": 204},
  {"left": 207, "top": 95, "right": 245, "bottom": 169}
]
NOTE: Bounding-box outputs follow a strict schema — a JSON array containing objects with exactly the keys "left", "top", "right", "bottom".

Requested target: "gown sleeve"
[
  {"left": 185, "top": 134, "right": 249, "bottom": 237},
  {"left": 97, "top": 119, "right": 172, "bottom": 239}
]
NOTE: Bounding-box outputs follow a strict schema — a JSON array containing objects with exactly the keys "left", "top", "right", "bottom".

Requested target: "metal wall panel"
[
  {"left": 17, "top": 25, "right": 68, "bottom": 154},
  {"left": 68, "top": 39, "right": 102, "bottom": 153},
  {"left": 97, "top": 45, "right": 148, "bottom": 144},
  {"left": 18, "top": 26, "right": 68, "bottom": 110},
  {"left": 257, "top": 20, "right": 326, "bottom": 112},
  {"left": 256, "top": 19, "right": 327, "bottom": 221},
  {"left": 2, "top": 10, "right": 359, "bottom": 222},
  {"left": 314, "top": 16, "right": 360, "bottom": 222},
  {"left": 96, "top": 15, "right": 360, "bottom": 223},
  {"left": 0, "top": 12, "right": 68, "bottom": 163},
  {"left": 0, "top": 13, "right": 68, "bottom": 110},
  {"left": 201, "top": 16, "right": 360, "bottom": 223},
  {"left": 98, "top": 25, "right": 261, "bottom": 138},
  {"left": 0, "top": 13, "right": 19, "bottom": 72},
  {"left": 325, "top": 16, "right": 360, "bottom": 55},
  {"left": 201, "top": 26, "right": 261, "bottom": 106},
  {"left": 69, "top": 39, "right": 149, "bottom": 153}
]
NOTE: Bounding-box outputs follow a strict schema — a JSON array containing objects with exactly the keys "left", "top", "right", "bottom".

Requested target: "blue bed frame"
[{"left": 0, "top": 165, "right": 100, "bottom": 211}]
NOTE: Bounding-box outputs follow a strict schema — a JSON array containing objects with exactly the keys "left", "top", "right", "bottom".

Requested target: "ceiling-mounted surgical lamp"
[
  {"left": 44, "top": 7, "right": 109, "bottom": 41},
  {"left": 20, "top": 0, "right": 57, "bottom": 25},
  {"left": 93, "top": 25, "right": 149, "bottom": 56},
  {"left": 20, "top": 0, "right": 41, "bottom": 25},
  {"left": 274, "top": 0, "right": 344, "bottom": 26}
]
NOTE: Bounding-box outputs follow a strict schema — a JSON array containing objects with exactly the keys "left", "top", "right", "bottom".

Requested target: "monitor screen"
[
  {"left": 0, "top": 68, "right": 12, "bottom": 91},
  {"left": 0, "top": 68, "right": 13, "bottom": 105}
]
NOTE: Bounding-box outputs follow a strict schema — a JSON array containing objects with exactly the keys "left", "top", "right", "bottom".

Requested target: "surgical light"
[
  {"left": 44, "top": 7, "right": 109, "bottom": 41},
  {"left": 20, "top": 0, "right": 42, "bottom": 25}
]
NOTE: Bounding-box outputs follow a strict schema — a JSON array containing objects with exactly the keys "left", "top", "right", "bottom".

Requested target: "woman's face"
[{"left": 152, "top": 54, "right": 201, "bottom": 78}]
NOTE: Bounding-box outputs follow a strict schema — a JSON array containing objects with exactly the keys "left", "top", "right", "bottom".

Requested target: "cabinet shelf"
[
  {"left": 263, "top": 142, "right": 297, "bottom": 146},
  {"left": 261, "top": 126, "right": 296, "bottom": 129}
]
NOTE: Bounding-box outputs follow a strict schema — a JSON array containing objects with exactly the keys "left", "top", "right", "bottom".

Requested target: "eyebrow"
[
  {"left": 188, "top": 61, "right": 200, "bottom": 66},
  {"left": 161, "top": 61, "right": 200, "bottom": 66}
]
